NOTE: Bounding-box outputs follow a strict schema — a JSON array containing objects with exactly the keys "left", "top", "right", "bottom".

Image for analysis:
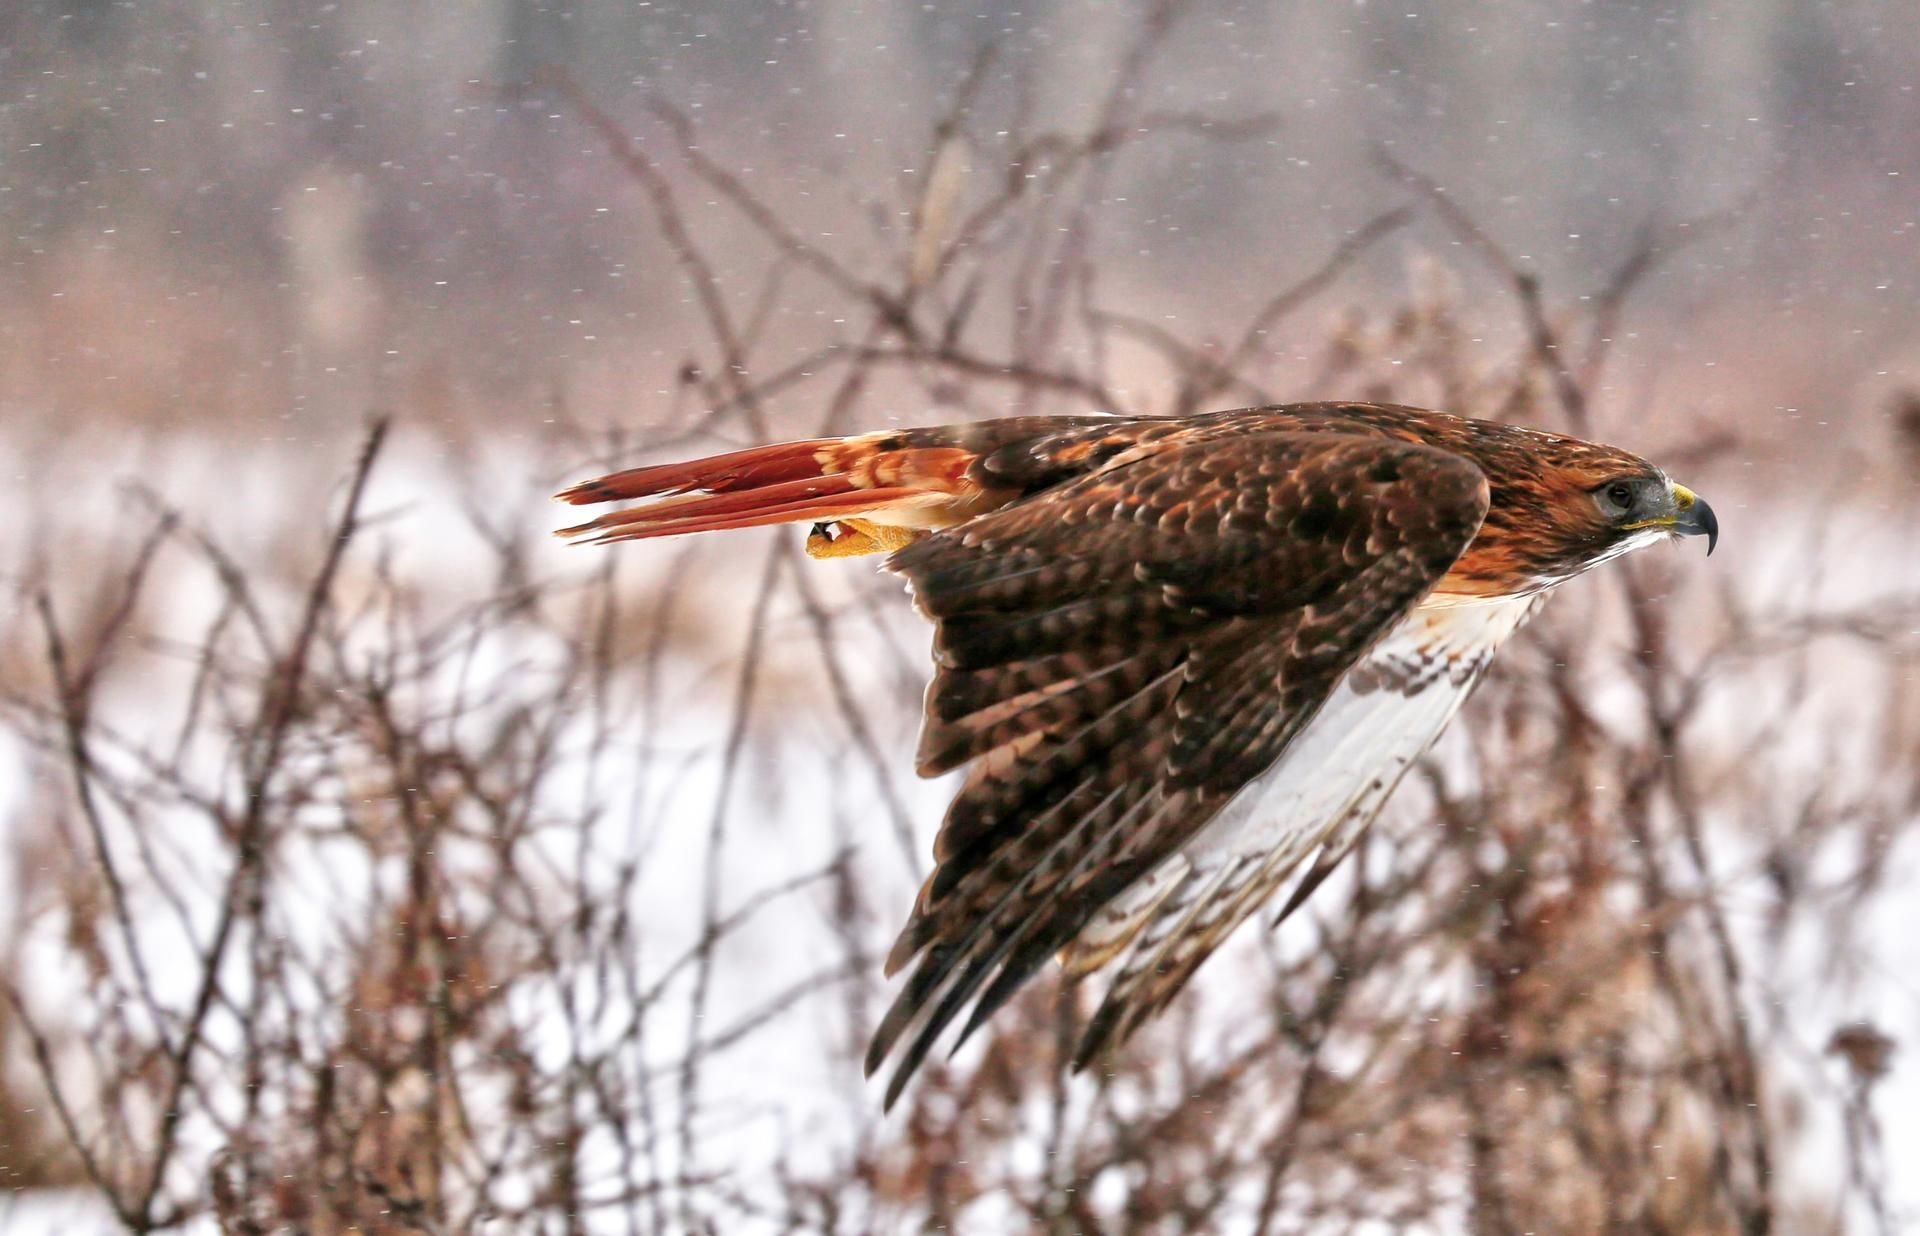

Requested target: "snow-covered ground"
[{"left": 0, "top": 425, "right": 1914, "bottom": 1231}]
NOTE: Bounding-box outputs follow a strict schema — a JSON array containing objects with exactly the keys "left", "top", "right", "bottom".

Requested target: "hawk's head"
[{"left": 1437, "top": 425, "right": 1718, "bottom": 596}]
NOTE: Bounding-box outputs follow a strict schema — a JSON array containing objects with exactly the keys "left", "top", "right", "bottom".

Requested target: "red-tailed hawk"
[{"left": 557, "top": 403, "right": 1718, "bottom": 1107}]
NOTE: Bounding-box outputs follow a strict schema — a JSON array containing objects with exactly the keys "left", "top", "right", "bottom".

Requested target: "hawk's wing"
[{"left": 868, "top": 429, "right": 1489, "bottom": 1105}]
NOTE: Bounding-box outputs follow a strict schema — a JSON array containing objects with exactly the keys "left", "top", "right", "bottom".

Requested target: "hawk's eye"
[{"left": 1596, "top": 480, "right": 1637, "bottom": 518}]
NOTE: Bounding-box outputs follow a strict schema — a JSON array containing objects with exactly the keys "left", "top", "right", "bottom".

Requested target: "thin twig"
[{"left": 131, "top": 416, "right": 390, "bottom": 1229}]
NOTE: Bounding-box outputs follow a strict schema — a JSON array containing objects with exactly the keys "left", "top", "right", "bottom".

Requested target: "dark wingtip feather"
[{"left": 1070, "top": 1005, "right": 1124, "bottom": 1072}]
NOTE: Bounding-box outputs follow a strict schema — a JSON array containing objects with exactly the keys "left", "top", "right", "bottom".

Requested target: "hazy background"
[
  {"left": 0, "top": 1, "right": 1916, "bottom": 1232},
  {"left": 4, "top": 0, "right": 1918, "bottom": 449}
]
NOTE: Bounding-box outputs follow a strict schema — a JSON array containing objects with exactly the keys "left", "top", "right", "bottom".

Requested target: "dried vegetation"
[{"left": 2, "top": 6, "right": 1917, "bottom": 1233}]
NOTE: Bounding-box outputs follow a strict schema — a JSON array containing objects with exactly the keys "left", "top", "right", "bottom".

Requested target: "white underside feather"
[{"left": 1068, "top": 591, "right": 1542, "bottom": 968}]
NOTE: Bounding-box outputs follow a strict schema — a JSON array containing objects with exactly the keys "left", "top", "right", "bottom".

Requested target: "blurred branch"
[
  {"left": 132, "top": 416, "right": 390, "bottom": 1230},
  {"left": 1374, "top": 147, "right": 1592, "bottom": 435},
  {"left": 35, "top": 517, "right": 179, "bottom": 1063}
]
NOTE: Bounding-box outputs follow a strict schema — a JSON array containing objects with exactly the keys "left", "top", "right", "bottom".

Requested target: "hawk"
[{"left": 557, "top": 402, "right": 1718, "bottom": 1107}]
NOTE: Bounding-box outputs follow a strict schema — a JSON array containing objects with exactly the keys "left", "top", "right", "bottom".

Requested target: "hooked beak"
[{"left": 1670, "top": 484, "right": 1718, "bottom": 555}]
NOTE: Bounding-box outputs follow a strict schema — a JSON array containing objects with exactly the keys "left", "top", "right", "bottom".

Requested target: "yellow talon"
[{"left": 805, "top": 519, "right": 925, "bottom": 559}]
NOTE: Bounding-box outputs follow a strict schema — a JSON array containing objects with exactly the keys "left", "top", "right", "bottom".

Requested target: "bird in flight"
[{"left": 556, "top": 402, "right": 1717, "bottom": 1107}]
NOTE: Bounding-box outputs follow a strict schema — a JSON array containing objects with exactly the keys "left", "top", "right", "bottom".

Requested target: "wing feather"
[
  {"left": 1073, "top": 591, "right": 1545, "bottom": 1063},
  {"left": 869, "top": 430, "right": 1489, "bottom": 1103}
]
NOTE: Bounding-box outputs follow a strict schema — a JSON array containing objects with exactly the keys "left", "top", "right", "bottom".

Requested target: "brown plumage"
[{"left": 557, "top": 402, "right": 1718, "bottom": 1107}]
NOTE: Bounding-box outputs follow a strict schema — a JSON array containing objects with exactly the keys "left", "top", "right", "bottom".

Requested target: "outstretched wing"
[
  {"left": 868, "top": 429, "right": 1489, "bottom": 1106},
  {"left": 1062, "top": 588, "right": 1540, "bottom": 1067}
]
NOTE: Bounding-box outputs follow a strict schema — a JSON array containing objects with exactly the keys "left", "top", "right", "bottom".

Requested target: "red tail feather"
[
  {"left": 560, "top": 481, "right": 934, "bottom": 544},
  {"left": 554, "top": 438, "right": 837, "bottom": 507},
  {"left": 555, "top": 434, "right": 971, "bottom": 548}
]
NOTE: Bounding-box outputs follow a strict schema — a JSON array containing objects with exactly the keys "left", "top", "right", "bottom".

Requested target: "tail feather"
[
  {"left": 556, "top": 434, "right": 978, "bottom": 549},
  {"left": 559, "top": 485, "right": 932, "bottom": 545},
  {"left": 555, "top": 439, "right": 837, "bottom": 506}
]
